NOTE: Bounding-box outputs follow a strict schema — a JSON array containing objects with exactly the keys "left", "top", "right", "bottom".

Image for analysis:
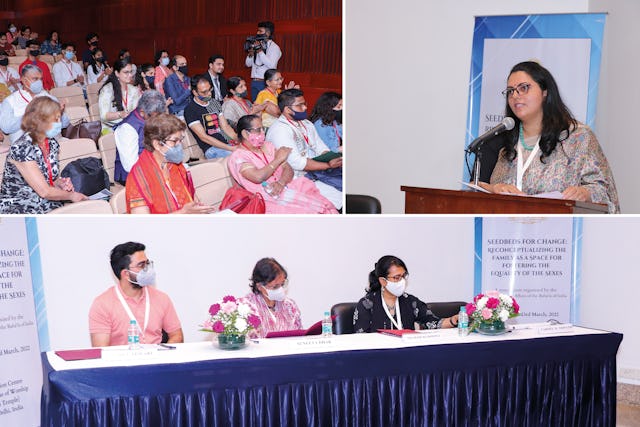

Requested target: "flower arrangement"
[
  {"left": 201, "top": 295, "right": 261, "bottom": 337},
  {"left": 466, "top": 290, "right": 519, "bottom": 330}
]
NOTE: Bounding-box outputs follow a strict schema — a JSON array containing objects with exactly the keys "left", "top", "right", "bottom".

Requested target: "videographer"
[{"left": 244, "top": 21, "right": 281, "bottom": 102}]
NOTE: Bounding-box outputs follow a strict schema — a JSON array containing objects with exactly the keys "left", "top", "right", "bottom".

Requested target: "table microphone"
[{"left": 466, "top": 117, "right": 515, "bottom": 153}]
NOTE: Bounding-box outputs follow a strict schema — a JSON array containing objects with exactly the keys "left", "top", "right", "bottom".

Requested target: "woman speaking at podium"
[{"left": 480, "top": 61, "right": 619, "bottom": 213}]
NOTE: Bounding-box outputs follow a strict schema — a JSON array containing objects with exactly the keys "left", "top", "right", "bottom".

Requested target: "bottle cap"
[
  {"left": 460, "top": 306, "right": 466, "bottom": 312},
  {"left": 324, "top": 311, "right": 330, "bottom": 316},
  {"left": 130, "top": 319, "right": 136, "bottom": 324}
]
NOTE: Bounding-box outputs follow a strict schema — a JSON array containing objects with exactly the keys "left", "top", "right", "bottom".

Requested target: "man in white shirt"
[
  {"left": 245, "top": 21, "right": 281, "bottom": 101},
  {"left": 0, "top": 64, "right": 69, "bottom": 142},
  {"left": 52, "top": 43, "right": 85, "bottom": 88},
  {"left": 267, "top": 88, "right": 343, "bottom": 210}
]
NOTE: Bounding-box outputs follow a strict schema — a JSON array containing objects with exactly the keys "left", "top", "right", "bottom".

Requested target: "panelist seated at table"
[
  {"left": 241, "top": 258, "right": 302, "bottom": 338},
  {"left": 89, "top": 241, "right": 184, "bottom": 347},
  {"left": 353, "top": 255, "right": 459, "bottom": 333},
  {"left": 477, "top": 61, "right": 619, "bottom": 213}
]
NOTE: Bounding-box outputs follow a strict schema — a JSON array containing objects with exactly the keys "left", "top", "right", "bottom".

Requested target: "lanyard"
[
  {"left": 381, "top": 292, "right": 402, "bottom": 330},
  {"left": 18, "top": 89, "right": 32, "bottom": 104},
  {"left": 233, "top": 97, "right": 250, "bottom": 114},
  {"left": 159, "top": 66, "right": 168, "bottom": 78},
  {"left": 516, "top": 138, "right": 540, "bottom": 191},
  {"left": 242, "top": 143, "right": 277, "bottom": 182},
  {"left": 114, "top": 285, "right": 150, "bottom": 340},
  {"left": 122, "top": 85, "right": 128, "bottom": 111},
  {"left": 40, "top": 138, "right": 54, "bottom": 186},
  {"left": 285, "top": 117, "right": 309, "bottom": 146},
  {"left": 63, "top": 60, "right": 75, "bottom": 79}
]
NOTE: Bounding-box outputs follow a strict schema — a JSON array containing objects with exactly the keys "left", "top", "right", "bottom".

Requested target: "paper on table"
[
  {"left": 459, "top": 181, "right": 491, "bottom": 193},
  {"left": 89, "top": 188, "right": 113, "bottom": 200},
  {"left": 460, "top": 181, "right": 563, "bottom": 200}
]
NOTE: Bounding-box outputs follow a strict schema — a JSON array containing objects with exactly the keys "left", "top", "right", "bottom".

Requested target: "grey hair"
[
  {"left": 137, "top": 90, "right": 167, "bottom": 115},
  {"left": 21, "top": 63, "right": 42, "bottom": 76}
]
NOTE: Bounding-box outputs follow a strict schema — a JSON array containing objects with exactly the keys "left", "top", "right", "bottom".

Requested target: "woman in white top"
[
  {"left": 87, "top": 48, "right": 111, "bottom": 85},
  {"left": 98, "top": 59, "right": 141, "bottom": 131},
  {"left": 0, "top": 54, "right": 19, "bottom": 92}
]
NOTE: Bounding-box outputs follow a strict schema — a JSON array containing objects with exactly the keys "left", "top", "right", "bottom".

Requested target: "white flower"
[
  {"left": 234, "top": 317, "right": 248, "bottom": 332},
  {"left": 476, "top": 296, "right": 488, "bottom": 309},
  {"left": 237, "top": 303, "right": 251, "bottom": 316},
  {"left": 498, "top": 309, "right": 510, "bottom": 322},
  {"left": 499, "top": 294, "right": 513, "bottom": 306}
]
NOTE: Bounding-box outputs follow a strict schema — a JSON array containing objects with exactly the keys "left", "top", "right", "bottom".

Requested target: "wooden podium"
[{"left": 401, "top": 186, "right": 609, "bottom": 214}]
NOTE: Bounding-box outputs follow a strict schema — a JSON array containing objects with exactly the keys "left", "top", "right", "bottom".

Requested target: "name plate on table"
[
  {"left": 537, "top": 324, "right": 574, "bottom": 335},
  {"left": 288, "top": 336, "right": 336, "bottom": 350},
  {"left": 101, "top": 347, "right": 157, "bottom": 362},
  {"left": 401, "top": 331, "right": 442, "bottom": 343}
]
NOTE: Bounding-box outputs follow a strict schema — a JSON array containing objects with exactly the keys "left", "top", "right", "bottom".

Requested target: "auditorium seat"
[
  {"left": 97, "top": 133, "right": 117, "bottom": 185},
  {"left": 88, "top": 103, "right": 100, "bottom": 122},
  {"left": 185, "top": 127, "right": 205, "bottom": 162},
  {"left": 86, "top": 83, "right": 101, "bottom": 106},
  {"left": 64, "top": 106, "right": 91, "bottom": 122},
  {"left": 50, "top": 86, "right": 85, "bottom": 108},
  {"left": 58, "top": 138, "right": 101, "bottom": 171},
  {"left": 109, "top": 188, "right": 126, "bottom": 214},
  {"left": 189, "top": 159, "right": 233, "bottom": 209},
  {"left": 48, "top": 199, "right": 113, "bottom": 214},
  {"left": 346, "top": 194, "right": 381, "bottom": 214}
]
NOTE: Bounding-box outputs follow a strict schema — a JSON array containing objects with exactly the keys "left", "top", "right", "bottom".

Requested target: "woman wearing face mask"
[
  {"left": 353, "top": 255, "right": 459, "bottom": 333},
  {"left": 255, "top": 68, "right": 299, "bottom": 129},
  {"left": 310, "top": 92, "right": 342, "bottom": 153},
  {"left": 153, "top": 49, "right": 172, "bottom": 96},
  {"left": 241, "top": 258, "right": 302, "bottom": 339},
  {"left": 0, "top": 97, "right": 88, "bottom": 213},
  {"left": 98, "top": 59, "right": 141, "bottom": 131},
  {"left": 87, "top": 48, "right": 111, "bottom": 84},
  {"left": 5, "top": 23, "right": 17, "bottom": 46},
  {"left": 221, "top": 76, "right": 267, "bottom": 130},
  {"left": 228, "top": 115, "right": 337, "bottom": 213},
  {"left": 0, "top": 54, "right": 20, "bottom": 92},
  {"left": 136, "top": 63, "right": 156, "bottom": 91},
  {"left": 125, "top": 113, "right": 214, "bottom": 214}
]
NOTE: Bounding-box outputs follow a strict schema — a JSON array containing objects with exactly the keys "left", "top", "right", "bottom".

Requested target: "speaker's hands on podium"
[
  {"left": 478, "top": 182, "right": 524, "bottom": 195},
  {"left": 561, "top": 186, "right": 591, "bottom": 202}
]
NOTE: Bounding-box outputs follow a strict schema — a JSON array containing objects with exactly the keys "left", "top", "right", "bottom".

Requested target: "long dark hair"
[
  {"left": 367, "top": 255, "right": 408, "bottom": 292},
  {"left": 226, "top": 76, "right": 244, "bottom": 98},
  {"left": 502, "top": 61, "right": 577, "bottom": 162},
  {"left": 310, "top": 92, "right": 341, "bottom": 125},
  {"left": 90, "top": 48, "right": 104, "bottom": 77},
  {"left": 99, "top": 59, "right": 130, "bottom": 112}
]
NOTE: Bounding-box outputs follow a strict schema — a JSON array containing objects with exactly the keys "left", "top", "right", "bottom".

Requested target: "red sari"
[{"left": 125, "top": 149, "right": 195, "bottom": 213}]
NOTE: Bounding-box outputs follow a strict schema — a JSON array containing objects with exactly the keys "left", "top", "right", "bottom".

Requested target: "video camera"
[{"left": 244, "top": 34, "right": 269, "bottom": 52}]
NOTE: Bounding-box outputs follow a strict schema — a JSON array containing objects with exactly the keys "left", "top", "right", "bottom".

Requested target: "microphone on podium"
[{"left": 466, "top": 117, "right": 515, "bottom": 153}]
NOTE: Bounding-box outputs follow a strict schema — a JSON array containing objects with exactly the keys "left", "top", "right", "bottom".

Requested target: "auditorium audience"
[
  {"left": 163, "top": 55, "right": 190, "bottom": 117},
  {"left": 0, "top": 33, "right": 16, "bottom": 56},
  {"left": 89, "top": 241, "right": 184, "bottom": 347},
  {"left": 81, "top": 32, "right": 107, "bottom": 70},
  {"left": 86, "top": 48, "right": 110, "bottom": 85},
  {"left": 267, "top": 88, "right": 342, "bottom": 210},
  {"left": 0, "top": 54, "right": 20, "bottom": 92},
  {"left": 241, "top": 258, "right": 302, "bottom": 339},
  {"left": 52, "top": 43, "right": 84, "bottom": 88},
  {"left": 255, "top": 68, "right": 298, "bottom": 129},
  {"left": 98, "top": 59, "right": 141, "bottom": 131},
  {"left": 184, "top": 74, "right": 237, "bottom": 159},
  {"left": 137, "top": 63, "right": 156, "bottom": 91},
  {"left": 221, "top": 76, "right": 267, "bottom": 130},
  {"left": 0, "top": 64, "right": 70, "bottom": 143},
  {"left": 41, "top": 30, "right": 62, "bottom": 59},
  {"left": 310, "top": 91, "right": 342, "bottom": 153},
  {"left": 113, "top": 90, "right": 166, "bottom": 185},
  {"left": 14, "top": 25, "right": 37, "bottom": 49},
  {"left": 153, "top": 49, "right": 172, "bottom": 96},
  {"left": 228, "top": 114, "right": 337, "bottom": 214},
  {"left": 480, "top": 61, "right": 620, "bottom": 213},
  {"left": 118, "top": 48, "right": 137, "bottom": 75},
  {"left": 19, "top": 41, "right": 55, "bottom": 91},
  {"left": 125, "top": 113, "right": 214, "bottom": 214},
  {"left": 354, "top": 255, "right": 459, "bottom": 333},
  {"left": 245, "top": 21, "right": 281, "bottom": 101},
  {"left": 5, "top": 23, "right": 17, "bottom": 46},
  {"left": 204, "top": 54, "right": 227, "bottom": 102},
  {"left": 0, "top": 97, "right": 87, "bottom": 214}
]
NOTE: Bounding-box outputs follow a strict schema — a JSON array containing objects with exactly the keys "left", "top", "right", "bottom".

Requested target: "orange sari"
[{"left": 125, "top": 149, "right": 195, "bottom": 213}]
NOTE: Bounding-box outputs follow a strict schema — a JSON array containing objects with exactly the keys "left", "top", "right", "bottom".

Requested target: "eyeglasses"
[
  {"left": 248, "top": 127, "right": 267, "bottom": 133},
  {"left": 385, "top": 272, "right": 409, "bottom": 282},
  {"left": 162, "top": 135, "right": 185, "bottom": 146},
  {"left": 129, "top": 260, "right": 153, "bottom": 271},
  {"left": 263, "top": 278, "right": 289, "bottom": 290},
  {"left": 501, "top": 82, "right": 532, "bottom": 98}
]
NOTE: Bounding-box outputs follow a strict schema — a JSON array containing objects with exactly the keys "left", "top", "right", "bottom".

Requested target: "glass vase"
[
  {"left": 476, "top": 319, "right": 507, "bottom": 335},
  {"left": 216, "top": 334, "right": 247, "bottom": 350}
]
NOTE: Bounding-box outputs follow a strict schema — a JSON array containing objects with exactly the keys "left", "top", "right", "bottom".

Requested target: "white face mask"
[
  {"left": 384, "top": 278, "right": 406, "bottom": 297},
  {"left": 127, "top": 264, "right": 156, "bottom": 287},
  {"left": 263, "top": 285, "right": 286, "bottom": 301}
]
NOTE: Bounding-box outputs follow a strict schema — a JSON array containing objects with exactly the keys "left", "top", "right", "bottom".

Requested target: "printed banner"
[
  {"left": 462, "top": 13, "right": 606, "bottom": 181},
  {"left": 474, "top": 217, "right": 581, "bottom": 324},
  {"left": 0, "top": 218, "right": 45, "bottom": 427}
]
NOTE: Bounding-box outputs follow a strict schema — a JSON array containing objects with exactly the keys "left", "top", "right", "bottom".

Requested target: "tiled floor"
[{"left": 617, "top": 403, "right": 640, "bottom": 427}]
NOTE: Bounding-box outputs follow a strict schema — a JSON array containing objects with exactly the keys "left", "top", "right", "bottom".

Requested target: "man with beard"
[{"left": 89, "top": 241, "right": 183, "bottom": 347}]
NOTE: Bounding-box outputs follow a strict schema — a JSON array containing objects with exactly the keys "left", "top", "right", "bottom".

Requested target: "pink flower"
[
  {"left": 486, "top": 290, "right": 500, "bottom": 298},
  {"left": 222, "top": 295, "right": 237, "bottom": 303},
  {"left": 209, "top": 303, "right": 220, "bottom": 316},
  {"left": 221, "top": 301, "right": 237, "bottom": 314},
  {"left": 486, "top": 297, "right": 499, "bottom": 309},
  {"left": 474, "top": 293, "right": 484, "bottom": 303},
  {"left": 247, "top": 314, "right": 261, "bottom": 328},
  {"left": 465, "top": 303, "right": 476, "bottom": 315},
  {"left": 202, "top": 320, "right": 213, "bottom": 330},
  {"left": 512, "top": 298, "right": 520, "bottom": 314},
  {"left": 481, "top": 308, "right": 493, "bottom": 320},
  {"left": 213, "top": 321, "right": 225, "bottom": 333}
]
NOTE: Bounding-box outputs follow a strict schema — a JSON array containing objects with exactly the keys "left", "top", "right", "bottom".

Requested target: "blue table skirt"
[{"left": 41, "top": 332, "right": 622, "bottom": 427}]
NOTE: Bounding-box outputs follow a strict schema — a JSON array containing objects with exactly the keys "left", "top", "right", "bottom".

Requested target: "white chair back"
[
  {"left": 190, "top": 159, "right": 233, "bottom": 209},
  {"left": 48, "top": 199, "right": 113, "bottom": 214}
]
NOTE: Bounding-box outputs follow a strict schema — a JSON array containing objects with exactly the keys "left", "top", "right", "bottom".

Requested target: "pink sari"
[{"left": 228, "top": 141, "right": 337, "bottom": 214}]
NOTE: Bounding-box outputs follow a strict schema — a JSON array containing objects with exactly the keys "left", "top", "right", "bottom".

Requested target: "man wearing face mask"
[
  {"left": 81, "top": 32, "right": 107, "bottom": 71},
  {"left": 0, "top": 64, "right": 70, "bottom": 143},
  {"left": 89, "top": 241, "right": 184, "bottom": 347},
  {"left": 52, "top": 43, "right": 85, "bottom": 88},
  {"left": 267, "top": 89, "right": 343, "bottom": 210},
  {"left": 241, "top": 258, "right": 302, "bottom": 339},
  {"left": 162, "top": 55, "right": 191, "bottom": 118},
  {"left": 18, "top": 40, "right": 54, "bottom": 91}
]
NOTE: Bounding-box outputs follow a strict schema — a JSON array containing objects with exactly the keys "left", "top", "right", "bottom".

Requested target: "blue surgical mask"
[
  {"left": 46, "top": 121, "right": 62, "bottom": 138},
  {"left": 29, "top": 79, "right": 43, "bottom": 94},
  {"left": 160, "top": 57, "right": 170, "bottom": 66},
  {"left": 145, "top": 75, "right": 155, "bottom": 85},
  {"left": 162, "top": 144, "right": 184, "bottom": 164},
  {"left": 64, "top": 51, "right": 74, "bottom": 60},
  {"left": 290, "top": 109, "right": 307, "bottom": 121}
]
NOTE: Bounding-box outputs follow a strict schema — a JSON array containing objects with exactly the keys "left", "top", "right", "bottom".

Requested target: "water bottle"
[
  {"left": 128, "top": 319, "right": 140, "bottom": 349},
  {"left": 458, "top": 306, "right": 469, "bottom": 336},
  {"left": 262, "top": 181, "right": 279, "bottom": 199},
  {"left": 322, "top": 311, "right": 333, "bottom": 337}
]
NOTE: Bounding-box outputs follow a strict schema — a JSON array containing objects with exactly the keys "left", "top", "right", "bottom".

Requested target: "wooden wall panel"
[{"left": 11, "top": 0, "right": 341, "bottom": 106}]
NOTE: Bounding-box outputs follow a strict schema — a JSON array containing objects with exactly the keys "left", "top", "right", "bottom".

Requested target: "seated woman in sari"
[
  {"left": 228, "top": 114, "right": 337, "bottom": 214},
  {"left": 125, "top": 113, "right": 215, "bottom": 214}
]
